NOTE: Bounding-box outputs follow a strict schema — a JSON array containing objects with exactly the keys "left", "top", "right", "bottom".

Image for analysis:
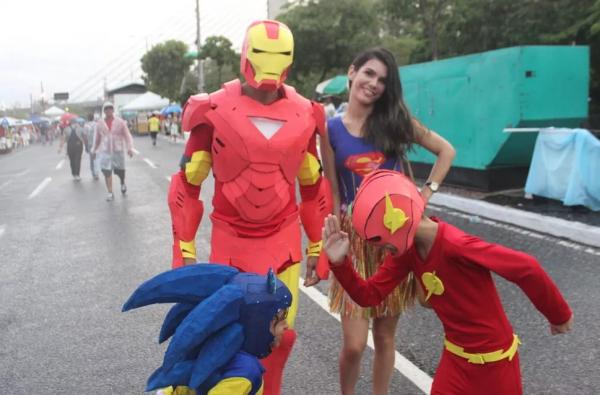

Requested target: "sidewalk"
[{"left": 430, "top": 186, "right": 600, "bottom": 248}]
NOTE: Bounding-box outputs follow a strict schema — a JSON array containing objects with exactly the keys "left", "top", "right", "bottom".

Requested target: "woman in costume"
[{"left": 320, "top": 47, "right": 455, "bottom": 394}]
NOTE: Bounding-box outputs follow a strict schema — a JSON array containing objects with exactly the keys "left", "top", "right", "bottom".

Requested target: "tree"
[
  {"left": 432, "top": 0, "right": 600, "bottom": 115},
  {"left": 141, "top": 40, "right": 193, "bottom": 102},
  {"left": 202, "top": 59, "right": 239, "bottom": 93},
  {"left": 430, "top": 0, "right": 583, "bottom": 57},
  {"left": 278, "top": 0, "right": 381, "bottom": 97},
  {"left": 380, "top": 0, "right": 600, "bottom": 117},
  {"left": 199, "top": 36, "right": 239, "bottom": 85},
  {"left": 179, "top": 69, "right": 199, "bottom": 106},
  {"left": 537, "top": 0, "right": 600, "bottom": 113},
  {"left": 380, "top": 0, "right": 451, "bottom": 60},
  {"left": 179, "top": 59, "right": 240, "bottom": 105}
]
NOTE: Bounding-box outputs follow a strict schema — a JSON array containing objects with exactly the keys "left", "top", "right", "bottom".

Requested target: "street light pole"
[{"left": 196, "top": 0, "right": 205, "bottom": 93}]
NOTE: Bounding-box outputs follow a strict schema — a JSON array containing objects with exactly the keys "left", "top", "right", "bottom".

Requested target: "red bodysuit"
[
  {"left": 171, "top": 79, "right": 329, "bottom": 273},
  {"left": 168, "top": 79, "right": 331, "bottom": 395},
  {"left": 331, "top": 218, "right": 572, "bottom": 395}
]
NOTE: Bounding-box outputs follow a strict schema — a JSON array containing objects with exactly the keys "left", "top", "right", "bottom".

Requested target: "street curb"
[{"left": 430, "top": 192, "right": 600, "bottom": 248}]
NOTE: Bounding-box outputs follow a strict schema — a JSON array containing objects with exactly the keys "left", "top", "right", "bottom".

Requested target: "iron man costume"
[{"left": 167, "top": 20, "right": 331, "bottom": 395}]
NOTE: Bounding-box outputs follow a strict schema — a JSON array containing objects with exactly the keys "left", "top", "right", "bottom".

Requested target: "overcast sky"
[{"left": 1, "top": 0, "right": 269, "bottom": 108}]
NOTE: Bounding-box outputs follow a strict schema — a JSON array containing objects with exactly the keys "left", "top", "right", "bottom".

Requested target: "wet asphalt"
[{"left": 1, "top": 136, "right": 598, "bottom": 394}]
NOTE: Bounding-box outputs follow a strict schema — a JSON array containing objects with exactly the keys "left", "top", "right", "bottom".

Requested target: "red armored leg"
[{"left": 261, "top": 329, "right": 297, "bottom": 395}]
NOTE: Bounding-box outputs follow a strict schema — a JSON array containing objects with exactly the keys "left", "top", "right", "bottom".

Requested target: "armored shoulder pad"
[
  {"left": 311, "top": 101, "right": 326, "bottom": 136},
  {"left": 221, "top": 79, "right": 242, "bottom": 95},
  {"left": 182, "top": 93, "right": 212, "bottom": 132}
]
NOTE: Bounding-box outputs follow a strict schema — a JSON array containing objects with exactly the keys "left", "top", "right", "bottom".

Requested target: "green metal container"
[{"left": 401, "top": 46, "right": 589, "bottom": 188}]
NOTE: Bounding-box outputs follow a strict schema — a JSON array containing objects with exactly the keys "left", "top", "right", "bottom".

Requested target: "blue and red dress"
[{"left": 327, "top": 116, "right": 415, "bottom": 318}]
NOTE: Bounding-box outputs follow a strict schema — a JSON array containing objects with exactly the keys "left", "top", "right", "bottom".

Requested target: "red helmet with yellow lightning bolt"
[
  {"left": 352, "top": 170, "right": 425, "bottom": 255},
  {"left": 240, "top": 20, "right": 294, "bottom": 91}
]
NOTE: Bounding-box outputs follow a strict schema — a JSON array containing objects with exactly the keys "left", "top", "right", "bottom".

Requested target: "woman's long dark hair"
[{"left": 349, "top": 47, "right": 415, "bottom": 158}]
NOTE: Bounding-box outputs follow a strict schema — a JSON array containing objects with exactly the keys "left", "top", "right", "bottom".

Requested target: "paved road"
[{"left": 1, "top": 136, "right": 598, "bottom": 394}]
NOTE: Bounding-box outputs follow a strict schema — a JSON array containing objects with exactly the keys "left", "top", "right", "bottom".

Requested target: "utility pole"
[
  {"left": 40, "top": 81, "right": 46, "bottom": 112},
  {"left": 196, "top": 0, "right": 205, "bottom": 93}
]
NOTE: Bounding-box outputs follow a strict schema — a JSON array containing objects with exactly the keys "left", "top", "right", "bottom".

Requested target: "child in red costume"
[{"left": 323, "top": 170, "right": 573, "bottom": 395}]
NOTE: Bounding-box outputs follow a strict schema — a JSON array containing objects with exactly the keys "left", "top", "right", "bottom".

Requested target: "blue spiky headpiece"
[{"left": 122, "top": 264, "right": 292, "bottom": 392}]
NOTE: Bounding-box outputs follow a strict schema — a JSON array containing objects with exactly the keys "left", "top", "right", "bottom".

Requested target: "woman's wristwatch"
[{"left": 424, "top": 181, "right": 440, "bottom": 193}]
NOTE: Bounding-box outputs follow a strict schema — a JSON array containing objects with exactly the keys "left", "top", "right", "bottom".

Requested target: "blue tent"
[{"left": 161, "top": 104, "right": 182, "bottom": 116}]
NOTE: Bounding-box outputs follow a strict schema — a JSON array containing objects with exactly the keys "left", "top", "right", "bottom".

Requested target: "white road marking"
[
  {"left": 143, "top": 158, "right": 157, "bottom": 168},
  {"left": 428, "top": 205, "right": 600, "bottom": 257},
  {"left": 27, "top": 177, "right": 52, "bottom": 199},
  {"left": 0, "top": 224, "right": 5, "bottom": 239},
  {"left": 0, "top": 169, "right": 30, "bottom": 178},
  {"left": 0, "top": 180, "right": 13, "bottom": 190},
  {"left": 55, "top": 159, "right": 65, "bottom": 170},
  {"left": 132, "top": 148, "right": 140, "bottom": 155},
  {"left": 299, "top": 281, "right": 433, "bottom": 394}
]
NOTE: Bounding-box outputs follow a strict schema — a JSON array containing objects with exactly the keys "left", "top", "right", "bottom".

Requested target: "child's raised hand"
[
  {"left": 550, "top": 314, "right": 573, "bottom": 335},
  {"left": 322, "top": 214, "right": 349, "bottom": 265}
]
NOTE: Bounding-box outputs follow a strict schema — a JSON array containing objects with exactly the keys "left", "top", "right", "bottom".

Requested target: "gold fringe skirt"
[{"left": 329, "top": 212, "right": 417, "bottom": 319}]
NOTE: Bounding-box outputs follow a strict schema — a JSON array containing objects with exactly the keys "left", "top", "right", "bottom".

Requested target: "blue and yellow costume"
[{"left": 122, "top": 264, "right": 292, "bottom": 395}]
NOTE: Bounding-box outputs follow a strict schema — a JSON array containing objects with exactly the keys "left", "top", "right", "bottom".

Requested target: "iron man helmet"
[{"left": 240, "top": 20, "right": 294, "bottom": 91}]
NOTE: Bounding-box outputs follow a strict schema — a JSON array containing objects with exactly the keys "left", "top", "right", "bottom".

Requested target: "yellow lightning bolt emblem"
[
  {"left": 422, "top": 271, "right": 444, "bottom": 301},
  {"left": 383, "top": 192, "right": 409, "bottom": 234}
]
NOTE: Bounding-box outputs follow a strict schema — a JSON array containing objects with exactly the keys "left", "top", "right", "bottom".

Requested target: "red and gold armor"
[
  {"left": 167, "top": 19, "right": 332, "bottom": 395},
  {"left": 170, "top": 80, "right": 330, "bottom": 274}
]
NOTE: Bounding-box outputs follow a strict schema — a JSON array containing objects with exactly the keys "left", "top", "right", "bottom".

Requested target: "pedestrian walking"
[
  {"left": 320, "top": 47, "right": 455, "bottom": 395},
  {"left": 83, "top": 113, "right": 99, "bottom": 180},
  {"left": 39, "top": 121, "right": 50, "bottom": 145},
  {"left": 92, "top": 102, "right": 134, "bottom": 201},
  {"left": 58, "top": 118, "right": 85, "bottom": 181},
  {"left": 148, "top": 112, "right": 160, "bottom": 146},
  {"left": 169, "top": 114, "right": 179, "bottom": 143},
  {"left": 322, "top": 95, "right": 337, "bottom": 119}
]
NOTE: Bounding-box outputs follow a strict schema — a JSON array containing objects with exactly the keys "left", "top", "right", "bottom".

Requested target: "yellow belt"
[{"left": 444, "top": 334, "right": 521, "bottom": 365}]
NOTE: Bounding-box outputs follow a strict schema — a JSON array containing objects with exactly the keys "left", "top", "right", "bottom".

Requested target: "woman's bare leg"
[
  {"left": 339, "top": 316, "right": 369, "bottom": 395},
  {"left": 372, "top": 315, "right": 401, "bottom": 395}
]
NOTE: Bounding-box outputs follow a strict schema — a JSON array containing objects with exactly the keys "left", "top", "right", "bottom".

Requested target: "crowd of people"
[
  {"left": 126, "top": 111, "right": 182, "bottom": 146},
  {"left": 2, "top": 101, "right": 183, "bottom": 204},
  {"left": 19, "top": 102, "right": 136, "bottom": 202},
  {"left": 0, "top": 119, "right": 63, "bottom": 153}
]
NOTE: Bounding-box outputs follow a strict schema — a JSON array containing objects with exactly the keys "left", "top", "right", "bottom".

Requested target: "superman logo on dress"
[{"left": 344, "top": 152, "right": 386, "bottom": 176}]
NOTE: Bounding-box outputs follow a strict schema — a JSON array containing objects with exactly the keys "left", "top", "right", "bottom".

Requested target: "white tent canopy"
[
  {"left": 120, "top": 91, "right": 169, "bottom": 112},
  {"left": 1, "top": 117, "right": 32, "bottom": 127},
  {"left": 44, "top": 106, "right": 65, "bottom": 116}
]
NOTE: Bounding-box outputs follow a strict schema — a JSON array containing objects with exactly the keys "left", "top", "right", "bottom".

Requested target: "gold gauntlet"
[{"left": 305, "top": 240, "right": 323, "bottom": 257}]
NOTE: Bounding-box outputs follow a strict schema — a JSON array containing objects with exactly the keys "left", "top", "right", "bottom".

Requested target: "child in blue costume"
[{"left": 123, "top": 264, "right": 291, "bottom": 395}]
